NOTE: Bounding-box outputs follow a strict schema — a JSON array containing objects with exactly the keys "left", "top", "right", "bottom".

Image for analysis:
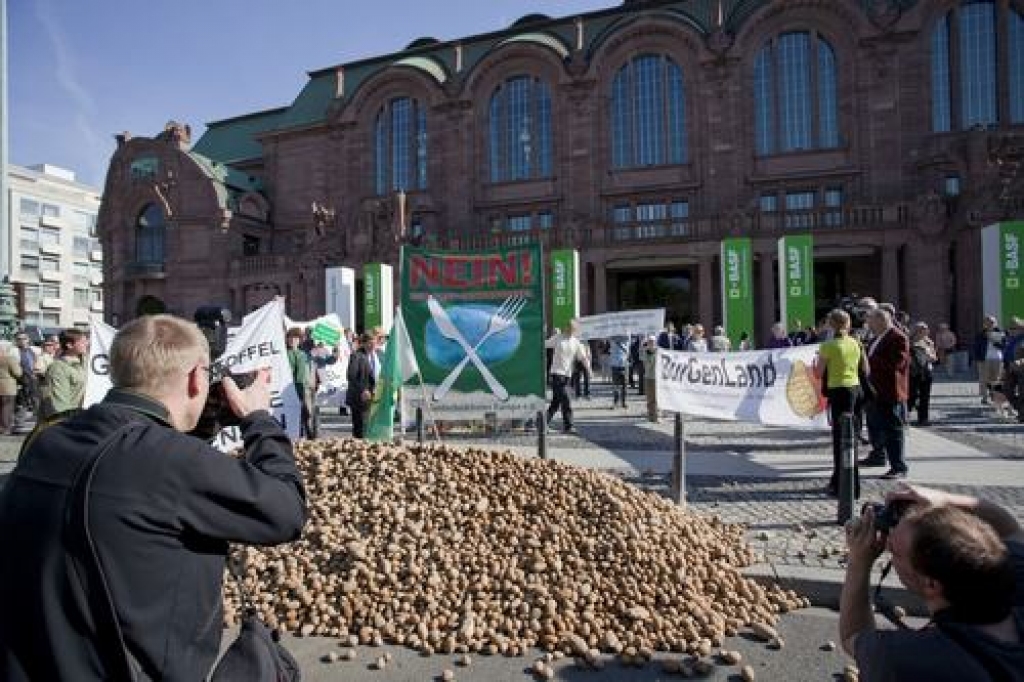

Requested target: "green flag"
[{"left": 366, "top": 311, "right": 403, "bottom": 442}]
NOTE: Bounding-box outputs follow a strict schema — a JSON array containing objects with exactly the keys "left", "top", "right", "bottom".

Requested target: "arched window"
[
  {"left": 135, "top": 203, "right": 165, "bottom": 264},
  {"left": 374, "top": 97, "right": 428, "bottom": 195},
  {"left": 754, "top": 31, "right": 839, "bottom": 155},
  {"left": 932, "top": 2, "right": 1024, "bottom": 131},
  {"left": 611, "top": 54, "right": 687, "bottom": 168},
  {"left": 488, "top": 76, "right": 553, "bottom": 182}
]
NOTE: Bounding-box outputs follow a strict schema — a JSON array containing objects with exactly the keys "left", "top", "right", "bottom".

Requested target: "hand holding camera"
[{"left": 221, "top": 367, "right": 273, "bottom": 419}]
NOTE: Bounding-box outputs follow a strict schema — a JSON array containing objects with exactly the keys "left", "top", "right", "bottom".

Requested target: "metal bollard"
[
  {"left": 416, "top": 407, "right": 424, "bottom": 444},
  {"left": 671, "top": 413, "right": 687, "bottom": 506},
  {"left": 537, "top": 409, "right": 547, "bottom": 460},
  {"left": 838, "top": 413, "right": 856, "bottom": 524}
]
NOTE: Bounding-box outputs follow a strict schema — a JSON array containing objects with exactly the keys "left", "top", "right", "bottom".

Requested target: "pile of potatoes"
[{"left": 223, "top": 438, "right": 807, "bottom": 656}]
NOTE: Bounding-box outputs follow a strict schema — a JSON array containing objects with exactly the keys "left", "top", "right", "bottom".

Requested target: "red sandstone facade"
[{"left": 97, "top": 0, "right": 1024, "bottom": 342}]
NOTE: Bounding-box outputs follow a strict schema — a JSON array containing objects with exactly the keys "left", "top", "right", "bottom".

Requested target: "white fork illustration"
[{"left": 433, "top": 296, "right": 527, "bottom": 401}]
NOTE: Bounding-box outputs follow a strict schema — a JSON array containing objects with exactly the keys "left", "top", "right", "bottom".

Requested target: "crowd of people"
[{"left": 0, "top": 329, "right": 90, "bottom": 433}]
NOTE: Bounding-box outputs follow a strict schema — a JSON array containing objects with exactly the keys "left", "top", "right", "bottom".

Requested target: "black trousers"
[
  {"left": 827, "top": 386, "right": 861, "bottom": 497},
  {"left": 571, "top": 363, "right": 590, "bottom": 398},
  {"left": 546, "top": 374, "right": 573, "bottom": 429},
  {"left": 350, "top": 402, "right": 368, "bottom": 438},
  {"left": 611, "top": 367, "right": 627, "bottom": 406},
  {"left": 908, "top": 374, "right": 933, "bottom": 424}
]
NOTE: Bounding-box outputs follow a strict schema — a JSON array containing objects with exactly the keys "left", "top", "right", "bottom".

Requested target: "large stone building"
[{"left": 97, "top": 0, "right": 1024, "bottom": 341}]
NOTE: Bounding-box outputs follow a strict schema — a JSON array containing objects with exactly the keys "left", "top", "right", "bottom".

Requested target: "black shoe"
[
  {"left": 826, "top": 485, "right": 838, "bottom": 497},
  {"left": 881, "top": 469, "right": 907, "bottom": 480},
  {"left": 563, "top": 425, "right": 576, "bottom": 434},
  {"left": 858, "top": 456, "right": 887, "bottom": 467}
]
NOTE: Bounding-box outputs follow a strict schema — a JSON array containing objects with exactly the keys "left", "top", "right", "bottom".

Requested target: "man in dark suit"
[
  {"left": 860, "top": 308, "right": 910, "bottom": 479},
  {"left": 345, "top": 332, "right": 376, "bottom": 439}
]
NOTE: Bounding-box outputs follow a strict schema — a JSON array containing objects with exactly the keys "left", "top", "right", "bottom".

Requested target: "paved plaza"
[{"left": 1, "top": 374, "right": 1020, "bottom": 679}]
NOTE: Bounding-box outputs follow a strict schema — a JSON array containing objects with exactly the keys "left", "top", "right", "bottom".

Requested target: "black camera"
[
  {"left": 838, "top": 294, "right": 870, "bottom": 329},
  {"left": 190, "top": 306, "right": 257, "bottom": 440},
  {"left": 862, "top": 499, "right": 912, "bottom": 534}
]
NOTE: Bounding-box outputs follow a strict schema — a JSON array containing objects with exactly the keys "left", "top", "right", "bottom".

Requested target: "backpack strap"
[{"left": 63, "top": 421, "right": 146, "bottom": 681}]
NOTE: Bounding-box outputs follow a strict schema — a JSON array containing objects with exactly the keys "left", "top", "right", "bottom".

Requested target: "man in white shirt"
[{"left": 545, "top": 320, "right": 590, "bottom": 433}]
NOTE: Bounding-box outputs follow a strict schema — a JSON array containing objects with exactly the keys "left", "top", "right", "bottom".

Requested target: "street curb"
[{"left": 743, "top": 563, "right": 928, "bottom": 617}]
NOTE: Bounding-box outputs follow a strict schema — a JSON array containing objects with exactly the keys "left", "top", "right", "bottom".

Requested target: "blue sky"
[{"left": 9, "top": 0, "right": 610, "bottom": 188}]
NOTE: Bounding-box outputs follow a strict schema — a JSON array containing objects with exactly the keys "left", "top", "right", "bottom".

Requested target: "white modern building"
[{"left": 6, "top": 163, "right": 103, "bottom": 334}]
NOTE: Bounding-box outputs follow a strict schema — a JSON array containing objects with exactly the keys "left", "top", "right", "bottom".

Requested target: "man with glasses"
[
  {"left": 0, "top": 313, "right": 306, "bottom": 680},
  {"left": 841, "top": 483, "right": 1024, "bottom": 680}
]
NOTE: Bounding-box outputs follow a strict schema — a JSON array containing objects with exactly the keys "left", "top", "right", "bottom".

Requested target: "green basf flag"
[
  {"left": 363, "top": 263, "right": 393, "bottom": 332},
  {"left": 982, "top": 221, "right": 1024, "bottom": 325},
  {"left": 721, "top": 238, "right": 754, "bottom": 345},
  {"left": 550, "top": 249, "right": 579, "bottom": 333},
  {"left": 400, "top": 244, "right": 546, "bottom": 417},
  {"left": 777, "top": 235, "right": 815, "bottom": 334}
]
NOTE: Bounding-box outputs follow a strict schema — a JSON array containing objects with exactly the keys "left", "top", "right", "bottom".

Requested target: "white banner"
[
  {"left": 577, "top": 309, "right": 665, "bottom": 341},
  {"left": 85, "top": 299, "right": 301, "bottom": 449},
  {"left": 654, "top": 345, "right": 829, "bottom": 430}
]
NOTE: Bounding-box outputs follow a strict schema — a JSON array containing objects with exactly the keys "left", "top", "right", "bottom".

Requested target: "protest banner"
[
  {"left": 400, "top": 244, "right": 545, "bottom": 420},
  {"left": 576, "top": 309, "right": 665, "bottom": 341},
  {"left": 86, "top": 298, "right": 301, "bottom": 449},
  {"left": 654, "top": 345, "right": 828, "bottom": 429}
]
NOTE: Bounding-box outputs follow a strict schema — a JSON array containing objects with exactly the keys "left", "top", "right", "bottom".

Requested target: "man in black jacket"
[
  {"left": 0, "top": 314, "right": 307, "bottom": 681},
  {"left": 346, "top": 332, "right": 376, "bottom": 439}
]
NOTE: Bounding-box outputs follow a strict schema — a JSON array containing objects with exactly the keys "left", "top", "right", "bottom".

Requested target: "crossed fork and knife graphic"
[{"left": 427, "top": 295, "right": 528, "bottom": 402}]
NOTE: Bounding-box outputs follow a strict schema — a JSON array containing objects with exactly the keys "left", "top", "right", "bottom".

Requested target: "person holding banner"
[
  {"left": 818, "top": 309, "right": 866, "bottom": 498},
  {"left": 0, "top": 314, "right": 306, "bottom": 681},
  {"left": 286, "top": 327, "right": 316, "bottom": 439},
  {"left": 545, "top": 321, "right": 590, "bottom": 434},
  {"left": 346, "top": 332, "right": 377, "bottom": 439},
  {"left": 609, "top": 336, "right": 629, "bottom": 409}
]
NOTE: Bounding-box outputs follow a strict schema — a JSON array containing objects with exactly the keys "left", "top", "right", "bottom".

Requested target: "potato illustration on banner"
[{"left": 786, "top": 360, "right": 825, "bottom": 418}]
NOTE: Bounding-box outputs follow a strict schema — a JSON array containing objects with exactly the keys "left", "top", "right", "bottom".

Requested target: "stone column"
[
  {"left": 757, "top": 249, "right": 776, "bottom": 342},
  {"left": 699, "top": 255, "right": 715, "bottom": 326},
  {"left": 592, "top": 259, "right": 607, "bottom": 315},
  {"left": 881, "top": 245, "right": 899, "bottom": 306}
]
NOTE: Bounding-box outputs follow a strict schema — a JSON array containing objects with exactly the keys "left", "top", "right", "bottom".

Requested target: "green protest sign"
[
  {"left": 550, "top": 249, "right": 579, "bottom": 333},
  {"left": 721, "top": 238, "right": 754, "bottom": 346},
  {"left": 778, "top": 235, "right": 815, "bottom": 334},
  {"left": 310, "top": 321, "right": 341, "bottom": 346},
  {"left": 363, "top": 263, "right": 393, "bottom": 332}
]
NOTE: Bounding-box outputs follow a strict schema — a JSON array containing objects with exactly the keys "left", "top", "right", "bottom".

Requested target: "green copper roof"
[
  {"left": 191, "top": 107, "right": 286, "bottom": 163},
  {"left": 393, "top": 56, "right": 448, "bottom": 84},
  {"left": 192, "top": 0, "right": 922, "bottom": 160},
  {"left": 499, "top": 32, "right": 570, "bottom": 59}
]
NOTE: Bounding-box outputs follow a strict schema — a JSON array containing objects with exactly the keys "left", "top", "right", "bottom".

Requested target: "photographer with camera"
[
  {"left": 0, "top": 314, "right": 307, "bottom": 680},
  {"left": 840, "top": 483, "right": 1024, "bottom": 680}
]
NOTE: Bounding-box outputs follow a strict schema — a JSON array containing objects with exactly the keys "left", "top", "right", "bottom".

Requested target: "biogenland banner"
[
  {"left": 654, "top": 345, "right": 828, "bottom": 429},
  {"left": 86, "top": 298, "right": 301, "bottom": 449},
  {"left": 400, "top": 244, "right": 546, "bottom": 419},
  {"left": 981, "top": 222, "right": 1024, "bottom": 326},
  {"left": 778, "top": 234, "right": 815, "bottom": 334}
]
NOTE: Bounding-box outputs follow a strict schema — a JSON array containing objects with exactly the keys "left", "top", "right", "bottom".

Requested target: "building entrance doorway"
[{"left": 615, "top": 269, "right": 694, "bottom": 331}]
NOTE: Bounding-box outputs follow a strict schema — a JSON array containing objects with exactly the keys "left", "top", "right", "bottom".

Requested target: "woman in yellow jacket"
[{"left": 818, "top": 309, "right": 868, "bottom": 499}]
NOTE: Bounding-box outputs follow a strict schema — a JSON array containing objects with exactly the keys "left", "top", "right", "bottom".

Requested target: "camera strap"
[{"left": 872, "top": 559, "right": 911, "bottom": 630}]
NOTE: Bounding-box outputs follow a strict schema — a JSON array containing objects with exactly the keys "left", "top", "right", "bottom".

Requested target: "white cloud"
[{"left": 33, "top": 0, "right": 109, "bottom": 184}]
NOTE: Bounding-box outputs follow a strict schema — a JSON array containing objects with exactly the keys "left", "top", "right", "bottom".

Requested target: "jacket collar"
[{"left": 102, "top": 388, "right": 173, "bottom": 427}]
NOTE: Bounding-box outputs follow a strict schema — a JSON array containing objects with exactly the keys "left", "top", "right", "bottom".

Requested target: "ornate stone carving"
[
  {"left": 157, "top": 120, "right": 191, "bottom": 147},
  {"left": 864, "top": 0, "right": 902, "bottom": 31}
]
